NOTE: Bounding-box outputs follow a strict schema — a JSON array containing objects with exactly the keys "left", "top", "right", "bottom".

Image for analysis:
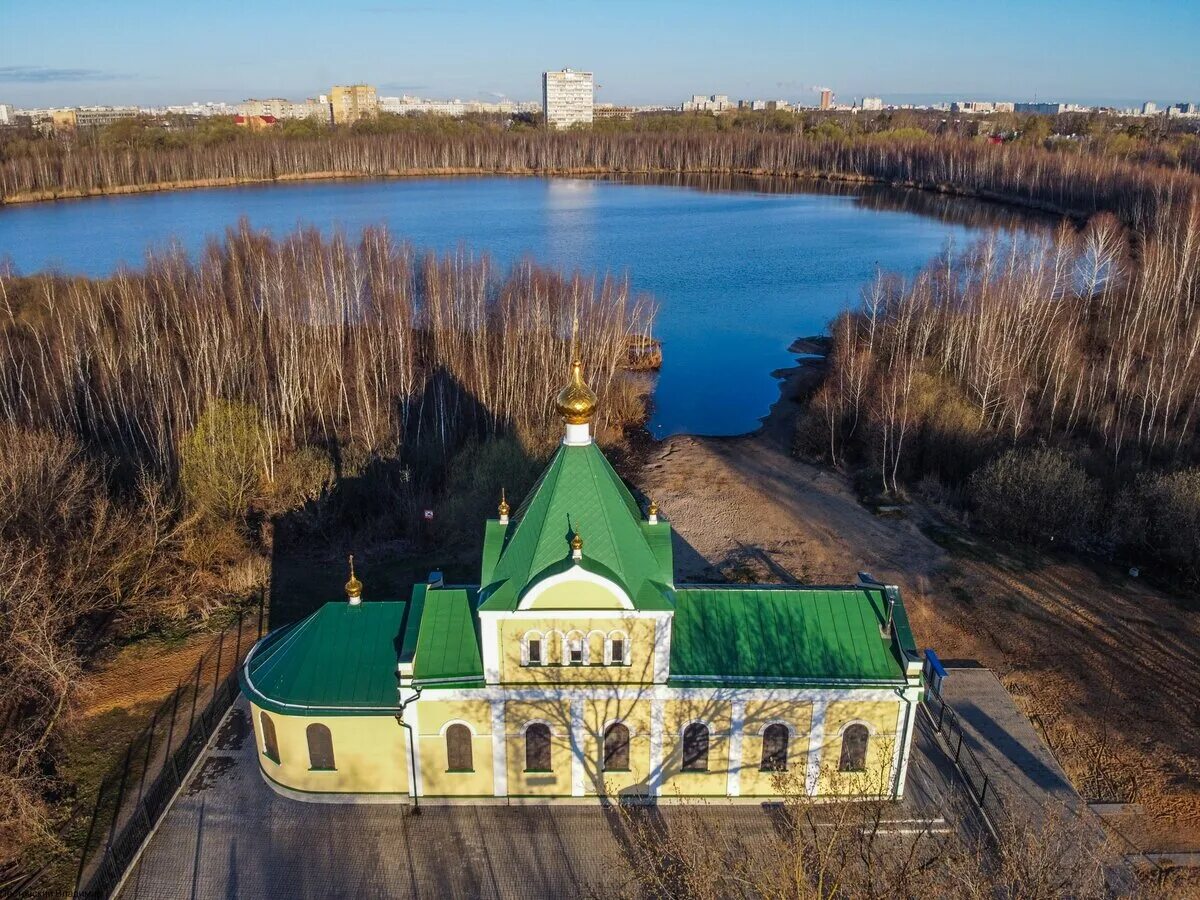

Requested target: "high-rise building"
[
  {"left": 819, "top": 89, "right": 833, "bottom": 110},
  {"left": 330, "top": 84, "right": 378, "bottom": 125},
  {"left": 0, "top": 104, "right": 12, "bottom": 125},
  {"left": 861, "top": 97, "right": 884, "bottom": 111},
  {"left": 542, "top": 69, "right": 594, "bottom": 128},
  {"left": 1142, "top": 101, "right": 1159, "bottom": 116}
]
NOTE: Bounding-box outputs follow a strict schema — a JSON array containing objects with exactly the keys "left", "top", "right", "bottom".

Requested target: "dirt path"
[{"left": 639, "top": 366, "right": 1200, "bottom": 845}]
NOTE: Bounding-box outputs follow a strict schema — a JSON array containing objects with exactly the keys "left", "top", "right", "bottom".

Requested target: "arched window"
[
  {"left": 306, "top": 723, "right": 335, "bottom": 770},
  {"left": 525, "top": 723, "right": 553, "bottom": 772},
  {"left": 682, "top": 722, "right": 709, "bottom": 772},
  {"left": 760, "top": 723, "right": 789, "bottom": 772},
  {"left": 838, "top": 724, "right": 869, "bottom": 773},
  {"left": 446, "top": 723, "right": 473, "bottom": 772},
  {"left": 603, "top": 723, "right": 630, "bottom": 771},
  {"left": 260, "top": 711, "right": 279, "bottom": 763}
]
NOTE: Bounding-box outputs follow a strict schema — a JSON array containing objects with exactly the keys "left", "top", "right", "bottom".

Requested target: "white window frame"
[
  {"left": 606, "top": 629, "right": 630, "bottom": 665},
  {"left": 521, "top": 630, "right": 545, "bottom": 666}
]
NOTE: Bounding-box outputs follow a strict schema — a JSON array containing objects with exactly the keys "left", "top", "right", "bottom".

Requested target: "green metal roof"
[
  {"left": 669, "top": 586, "right": 909, "bottom": 686},
  {"left": 240, "top": 601, "right": 406, "bottom": 716},
  {"left": 412, "top": 588, "right": 485, "bottom": 686},
  {"left": 478, "top": 441, "right": 673, "bottom": 611}
]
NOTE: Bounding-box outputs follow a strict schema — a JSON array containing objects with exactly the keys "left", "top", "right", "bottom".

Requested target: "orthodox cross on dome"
[{"left": 556, "top": 359, "right": 597, "bottom": 446}]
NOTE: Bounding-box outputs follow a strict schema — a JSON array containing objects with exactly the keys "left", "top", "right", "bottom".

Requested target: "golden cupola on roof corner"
[
  {"left": 345, "top": 554, "right": 363, "bottom": 605},
  {"left": 556, "top": 359, "right": 598, "bottom": 425}
]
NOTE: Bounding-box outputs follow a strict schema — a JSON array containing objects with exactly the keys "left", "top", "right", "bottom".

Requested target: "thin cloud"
[
  {"left": 0, "top": 66, "right": 128, "bottom": 83},
  {"left": 379, "top": 82, "right": 429, "bottom": 92}
]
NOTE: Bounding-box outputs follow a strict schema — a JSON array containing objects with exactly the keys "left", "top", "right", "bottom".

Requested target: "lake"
[{"left": 0, "top": 175, "right": 1039, "bottom": 436}]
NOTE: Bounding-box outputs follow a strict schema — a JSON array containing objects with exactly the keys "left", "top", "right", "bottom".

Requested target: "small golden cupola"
[
  {"left": 556, "top": 359, "right": 598, "bottom": 446},
  {"left": 570, "top": 529, "right": 584, "bottom": 560},
  {"left": 345, "top": 554, "right": 363, "bottom": 605},
  {"left": 498, "top": 488, "right": 510, "bottom": 525},
  {"left": 647, "top": 499, "right": 659, "bottom": 525}
]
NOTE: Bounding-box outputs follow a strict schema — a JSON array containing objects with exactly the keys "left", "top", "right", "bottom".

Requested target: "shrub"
[
  {"left": 437, "top": 435, "right": 545, "bottom": 545},
  {"left": 969, "top": 447, "right": 1100, "bottom": 548},
  {"left": 1113, "top": 468, "right": 1200, "bottom": 582},
  {"left": 179, "top": 400, "right": 266, "bottom": 523}
]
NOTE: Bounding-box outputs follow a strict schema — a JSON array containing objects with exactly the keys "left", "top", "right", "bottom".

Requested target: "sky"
[{"left": 1, "top": 0, "right": 1198, "bottom": 109}]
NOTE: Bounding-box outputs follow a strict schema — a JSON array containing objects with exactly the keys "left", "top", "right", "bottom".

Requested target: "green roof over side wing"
[
  {"left": 479, "top": 441, "right": 674, "bottom": 611},
  {"left": 240, "top": 601, "right": 406, "bottom": 716},
  {"left": 412, "top": 588, "right": 485, "bottom": 687},
  {"left": 669, "top": 587, "right": 909, "bottom": 687}
]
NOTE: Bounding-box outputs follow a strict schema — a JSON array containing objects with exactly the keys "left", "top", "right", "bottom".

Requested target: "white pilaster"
[
  {"left": 726, "top": 698, "right": 745, "bottom": 797},
  {"left": 406, "top": 699, "right": 424, "bottom": 800},
  {"left": 570, "top": 698, "right": 586, "bottom": 797},
  {"left": 805, "top": 699, "right": 827, "bottom": 796},
  {"left": 491, "top": 699, "right": 508, "bottom": 798},
  {"left": 890, "top": 687, "right": 920, "bottom": 799},
  {"left": 649, "top": 699, "right": 665, "bottom": 797},
  {"left": 652, "top": 614, "right": 673, "bottom": 684}
]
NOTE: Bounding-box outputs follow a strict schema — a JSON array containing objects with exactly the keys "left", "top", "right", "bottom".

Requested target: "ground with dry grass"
[{"left": 638, "top": 367, "right": 1200, "bottom": 857}]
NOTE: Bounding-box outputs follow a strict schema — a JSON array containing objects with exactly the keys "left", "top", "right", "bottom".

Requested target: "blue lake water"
[{"left": 0, "top": 175, "right": 1038, "bottom": 436}]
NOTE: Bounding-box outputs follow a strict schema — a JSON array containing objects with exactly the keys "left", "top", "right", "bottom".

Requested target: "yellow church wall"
[
  {"left": 581, "top": 697, "right": 654, "bottom": 797},
  {"left": 818, "top": 700, "right": 901, "bottom": 795},
  {"left": 525, "top": 579, "right": 625, "bottom": 610},
  {"left": 415, "top": 699, "right": 494, "bottom": 797},
  {"left": 738, "top": 700, "right": 814, "bottom": 796},
  {"left": 249, "top": 703, "right": 409, "bottom": 795},
  {"left": 659, "top": 699, "right": 732, "bottom": 796},
  {"left": 496, "top": 616, "right": 659, "bottom": 685},
  {"left": 504, "top": 699, "right": 574, "bottom": 796}
]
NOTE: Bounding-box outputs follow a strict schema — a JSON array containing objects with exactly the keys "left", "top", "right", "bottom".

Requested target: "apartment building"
[
  {"left": 542, "top": 69, "right": 594, "bottom": 128},
  {"left": 330, "top": 84, "right": 379, "bottom": 125},
  {"left": 239, "top": 98, "right": 332, "bottom": 123}
]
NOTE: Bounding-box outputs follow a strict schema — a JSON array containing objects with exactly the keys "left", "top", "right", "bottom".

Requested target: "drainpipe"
[{"left": 396, "top": 683, "right": 423, "bottom": 814}]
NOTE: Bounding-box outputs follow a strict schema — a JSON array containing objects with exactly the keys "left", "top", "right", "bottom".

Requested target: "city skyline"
[{"left": 2, "top": 0, "right": 1197, "bottom": 109}]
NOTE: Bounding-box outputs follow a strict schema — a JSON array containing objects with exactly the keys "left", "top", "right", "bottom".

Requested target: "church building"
[{"left": 240, "top": 361, "right": 924, "bottom": 803}]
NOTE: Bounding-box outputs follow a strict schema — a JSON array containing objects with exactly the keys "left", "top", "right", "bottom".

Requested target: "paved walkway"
[{"left": 116, "top": 698, "right": 970, "bottom": 900}]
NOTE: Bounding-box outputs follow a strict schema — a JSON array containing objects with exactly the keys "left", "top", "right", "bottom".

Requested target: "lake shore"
[{"left": 0, "top": 166, "right": 1089, "bottom": 222}]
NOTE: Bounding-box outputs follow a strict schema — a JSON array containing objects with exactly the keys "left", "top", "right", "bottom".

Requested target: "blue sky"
[{"left": 2, "top": 0, "right": 1197, "bottom": 108}]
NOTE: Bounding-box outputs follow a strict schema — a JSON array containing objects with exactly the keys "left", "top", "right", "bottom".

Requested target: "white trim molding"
[
  {"left": 649, "top": 700, "right": 665, "bottom": 797},
  {"left": 437, "top": 718, "right": 479, "bottom": 737},
  {"left": 570, "top": 699, "right": 586, "bottom": 797}
]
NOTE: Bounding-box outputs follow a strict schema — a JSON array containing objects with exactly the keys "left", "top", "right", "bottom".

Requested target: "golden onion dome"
[
  {"left": 648, "top": 499, "right": 658, "bottom": 518},
  {"left": 570, "top": 530, "right": 584, "bottom": 553},
  {"left": 344, "top": 554, "right": 363, "bottom": 601},
  {"left": 555, "top": 359, "right": 598, "bottom": 425},
  {"left": 498, "top": 488, "right": 510, "bottom": 518}
]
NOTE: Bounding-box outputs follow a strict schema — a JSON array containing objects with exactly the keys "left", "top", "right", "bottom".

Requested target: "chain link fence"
[{"left": 71, "top": 596, "right": 265, "bottom": 899}]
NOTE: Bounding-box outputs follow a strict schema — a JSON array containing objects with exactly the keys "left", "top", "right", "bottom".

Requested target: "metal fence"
[
  {"left": 923, "top": 682, "right": 1006, "bottom": 835},
  {"left": 72, "top": 596, "right": 265, "bottom": 900}
]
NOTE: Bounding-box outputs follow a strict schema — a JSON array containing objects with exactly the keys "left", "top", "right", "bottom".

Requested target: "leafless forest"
[
  {"left": 3, "top": 130, "right": 1196, "bottom": 229},
  {"left": 799, "top": 192, "right": 1200, "bottom": 579}
]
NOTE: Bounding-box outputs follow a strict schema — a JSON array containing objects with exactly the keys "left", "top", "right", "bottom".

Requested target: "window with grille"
[
  {"left": 525, "top": 723, "right": 552, "bottom": 772},
  {"left": 603, "top": 723, "right": 630, "bottom": 771},
  {"left": 682, "top": 723, "right": 709, "bottom": 772},
  {"left": 306, "top": 723, "right": 335, "bottom": 770},
  {"left": 760, "top": 723, "right": 789, "bottom": 772},
  {"left": 446, "top": 723, "right": 473, "bottom": 772}
]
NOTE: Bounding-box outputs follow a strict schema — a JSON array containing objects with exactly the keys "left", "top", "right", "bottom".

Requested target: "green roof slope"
[
  {"left": 479, "top": 441, "right": 673, "bottom": 611},
  {"left": 669, "top": 587, "right": 908, "bottom": 686},
  {"left": 240, "top": 601, "right": 406, "bottom": 716},
  {"left": 412, "top": 588, "right": 484, "bottom": 687}
]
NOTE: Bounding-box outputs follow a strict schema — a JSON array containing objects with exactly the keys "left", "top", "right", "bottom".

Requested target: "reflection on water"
[
  {"left": 610, "top": 171, "right": 1058, "bottom": 233},
  {"left": 0, "top": 175, "right": 1049, "bottom": 436}
]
